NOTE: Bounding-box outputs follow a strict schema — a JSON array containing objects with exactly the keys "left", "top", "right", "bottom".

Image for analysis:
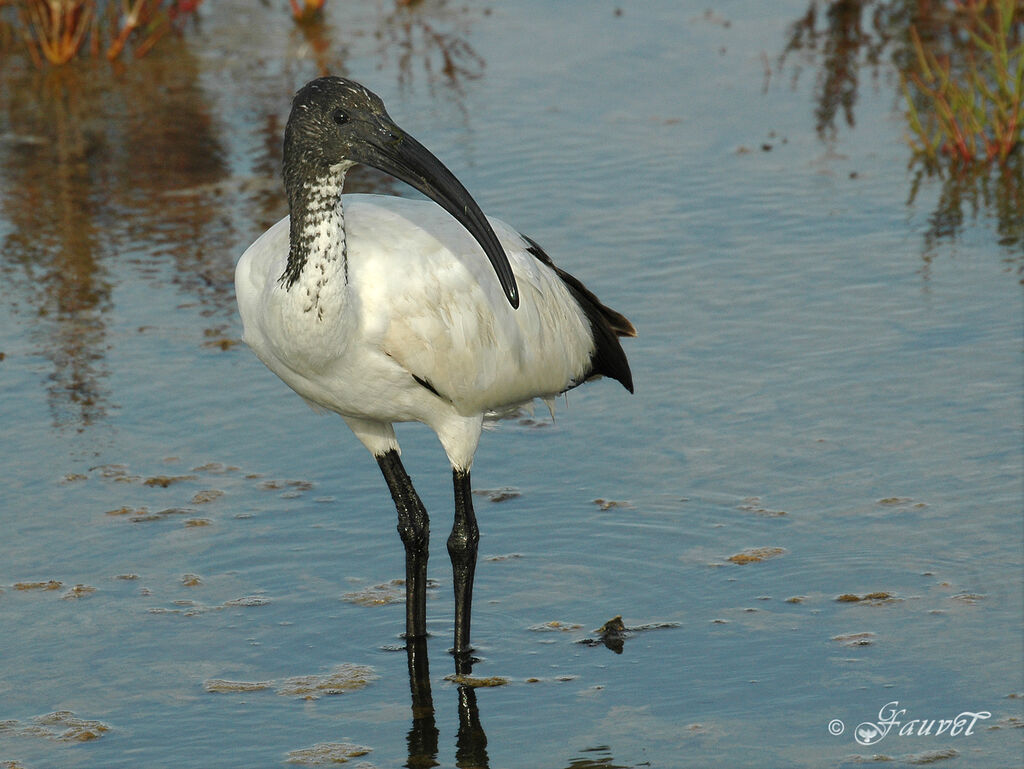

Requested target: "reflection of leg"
[
  {"left": 405, "top": 637, "right": 438, "bottom": 766},
  {"left": 377, "top": 449, "right": 429, "bottom": 639},
  {"left": 455, "top": 683, "right": 489, "bottom": 769},
  {"left": 448, "top": 468, "right": 479, "bottom": 657}
]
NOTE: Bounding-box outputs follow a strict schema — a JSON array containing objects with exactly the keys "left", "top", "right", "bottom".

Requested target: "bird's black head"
[
  {"left": 283, "top": 77, "right": 394, "bottom": 183},
  {"left": 283, "top": 76, "right": 519, "bottom": 309}
]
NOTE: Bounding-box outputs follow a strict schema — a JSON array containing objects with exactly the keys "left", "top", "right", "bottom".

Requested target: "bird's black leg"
[
  {"left": 448, "top": 467, "right": 479, "bottom": 660},
  {"left": 377, "top": 449, "right": 430, "bottom": 639}
]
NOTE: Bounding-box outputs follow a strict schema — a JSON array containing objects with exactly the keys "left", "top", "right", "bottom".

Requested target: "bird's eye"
[{"left": 331, "top": 108, "right": 349, "bottom": 126}]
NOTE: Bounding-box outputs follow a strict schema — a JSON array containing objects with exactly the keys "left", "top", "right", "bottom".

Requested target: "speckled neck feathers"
[{"left": 279, "top": 167, "right": 349, "bottom": 316}]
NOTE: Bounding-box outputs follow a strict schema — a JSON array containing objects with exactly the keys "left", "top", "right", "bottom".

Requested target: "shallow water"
[{"left": 1, "top": 2, "right": 1021, "bottom": 768}]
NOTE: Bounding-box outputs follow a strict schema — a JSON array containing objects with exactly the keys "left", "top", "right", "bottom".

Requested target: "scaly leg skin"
[
  {"left": 449, "top": 467, "right": 479, "bottom": 663},
  {"left": 377, "top": 449, "right": 430, "bottom": 639}
]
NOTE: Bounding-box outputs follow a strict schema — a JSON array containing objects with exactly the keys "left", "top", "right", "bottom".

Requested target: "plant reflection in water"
[{"left": 776, "top": 0, "right": 1023, "bottom": 263}]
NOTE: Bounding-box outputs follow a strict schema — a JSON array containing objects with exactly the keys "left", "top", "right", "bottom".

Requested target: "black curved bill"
[{"left": 360, "top": 127, "right": 520, "bottom": 309}]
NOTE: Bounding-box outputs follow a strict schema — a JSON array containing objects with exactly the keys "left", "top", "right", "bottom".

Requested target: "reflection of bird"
[{"left": 235, "top": 77, "right": 634, "bottom": 659}]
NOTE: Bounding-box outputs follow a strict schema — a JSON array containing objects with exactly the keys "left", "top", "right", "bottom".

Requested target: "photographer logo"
[{"left": 828, "top": 701, "right": 991, "bottom": 746}]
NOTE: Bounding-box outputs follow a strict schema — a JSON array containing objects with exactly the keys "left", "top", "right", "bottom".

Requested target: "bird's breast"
[{"left": 236, "top": 195, "right": 597, "bottom": 421}]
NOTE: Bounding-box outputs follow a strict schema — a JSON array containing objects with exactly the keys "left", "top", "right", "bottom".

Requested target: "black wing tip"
[
  {"left": 609, "top": 312, "right": 638, "bottom": 339},
  {"left": 595, "top": 332, "right": 635, "bottom": 394},
  {"left": 523, "top": 236, "right": 635, "bottom": 395}
]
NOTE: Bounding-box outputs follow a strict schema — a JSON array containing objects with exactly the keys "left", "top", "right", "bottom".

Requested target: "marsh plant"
[
  {"left": 782, "top": 0, "right": 1023, "bottom": 258},
  {"left": 902, "top": 0, "right": 1023, "bottom": 165},
  {"left": 289, "top": 0, "right": 326, "bottom": 24},
  {"left": 0, "top": 0, "right": 203, "bottom": 65},
  {"left": 901, "top": 0, "right": 1023, "bottom": 260}
]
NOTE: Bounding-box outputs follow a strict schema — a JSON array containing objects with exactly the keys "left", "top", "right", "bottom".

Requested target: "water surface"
[{"left": 1, "top": 2, "right": 1020, "bottom": 767}]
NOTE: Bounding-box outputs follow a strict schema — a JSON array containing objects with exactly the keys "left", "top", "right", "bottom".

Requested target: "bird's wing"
[{"left": 345, "top": 195, "right": 594, "bottom": 413}]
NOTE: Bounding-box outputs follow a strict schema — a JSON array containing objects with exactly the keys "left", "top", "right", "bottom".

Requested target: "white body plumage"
[{"left": 236, "top": 193, "right": 595, "bottom": 471}]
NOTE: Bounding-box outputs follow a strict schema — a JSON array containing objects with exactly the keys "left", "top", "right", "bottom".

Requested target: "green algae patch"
[
  {"left": 832, "top": 632, "right": 877, "bottom": 647},
  {"left": 528, "top": 620, "right": 584, "bottom": 632},
  {"left": 13, "top": 580, "right": 63, "bottom": 591},
  {"left": 61, "top": 584, "right": 97, "bottom": 600},
  {"left": 444, "top": 674, "right": 509, "bottom": 688},
  {"left": 191, "top": 489, "right": 225, "bottom": 504},
  {"left": 473, "top": 486, "right": 521, "bottom": 502},
  {"left": 143, "top": 475, "right": 197, "bottom": 487},
  {"left": 835, "top": 592, "right": 898, "bottom": 604},
  {"left": 727, "top": 547, "right": 787, "bottom": 564},
  {"left": 286, "top": 742, "right": 373, "bottom": 764},
  {"left": 276, "top": 664, "right": 378, "bottom": 699},
  {"left": 205, "top": 664, "right": 377, "bottom": 700},
  {"left": 341, "top": 579, "right": 406, "bottom": 606},
  {"left": 0, "top": 711, "right": 112, "bottom": 742},
  {"left": 204, "top": 679, "right": 273, "bottom": 693}
]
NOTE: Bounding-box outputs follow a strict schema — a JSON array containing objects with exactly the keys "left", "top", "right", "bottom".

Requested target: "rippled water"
[{"left": 1, "top": 2, "right": 1021, "bottom": 768}]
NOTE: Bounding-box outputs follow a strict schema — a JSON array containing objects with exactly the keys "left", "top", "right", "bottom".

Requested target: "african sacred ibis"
[{"left": 235, "top": 77, "right": 635, "bottom": 660}]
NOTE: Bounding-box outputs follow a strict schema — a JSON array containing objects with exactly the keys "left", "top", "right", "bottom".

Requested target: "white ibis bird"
[{"left": 235, "top": 77, "right": 635, "bottom": 659}]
